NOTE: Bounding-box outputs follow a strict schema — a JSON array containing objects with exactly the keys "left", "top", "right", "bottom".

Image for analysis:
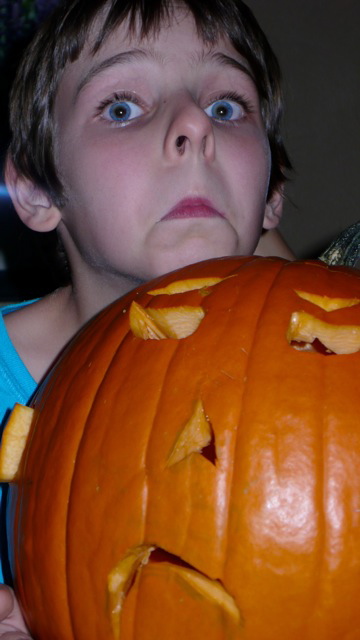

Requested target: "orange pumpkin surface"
[{"left": 7, "top": 256, "right": 360, "bottom": 640}]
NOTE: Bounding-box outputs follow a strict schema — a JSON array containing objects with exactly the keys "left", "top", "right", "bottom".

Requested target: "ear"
[
  {"left": 262, "top": 184, "right": 284, "bottom": 230},
  {"left": 5, "top": 156, "right": 61, "bottom": 232}
]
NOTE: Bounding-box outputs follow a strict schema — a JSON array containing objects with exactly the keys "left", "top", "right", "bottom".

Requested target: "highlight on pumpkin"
[
  {"left": 287, "top": 311, "right": 360, "bottom": 354},
  {"left": 295, "top": 290, "right": 360, "bottom": 311},
  {"left": 166, "top": 399, "right": 214, "bottom": 467},
  {"left": 148, "top": 276, "right": 228, "bottom": 296},
  {"left": 107, "top": 545, "right": 154, "bottom": 640},
  {"left": 129, "top": 301, "right": 205, "bottom": 340},
  {"left": 0, "top": 403, "right": 34, "bottom": 482}
]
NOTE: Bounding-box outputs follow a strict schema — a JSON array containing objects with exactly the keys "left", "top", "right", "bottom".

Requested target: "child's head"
[
  {"left": 8, "top": 0, "right": 290, "bottom": 207},
  {"left": 6, "top": 0, "right": 292, "bottom": 289}
]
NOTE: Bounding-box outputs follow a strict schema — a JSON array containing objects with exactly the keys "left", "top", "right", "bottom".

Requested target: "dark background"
[
  {"left": 0, "top": 0, "right": 62, "bottom": 301},
  {"left": 0, "top": 0, "right": 359, "bottom": 301},
  {"left": 248, "top": 0, "right": 360, "bottom": 258}
]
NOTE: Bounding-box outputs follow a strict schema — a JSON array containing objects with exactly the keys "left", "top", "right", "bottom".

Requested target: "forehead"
[{"left": 57, "top": 7, "right": 253, "bottom": 98}]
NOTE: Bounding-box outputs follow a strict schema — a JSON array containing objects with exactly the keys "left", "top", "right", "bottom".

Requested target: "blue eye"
[
  {"left": 204, "top": 99, "right": 245, "bottom": 122},
  {"left": 104, "top": 100, "right": 144, "bottom": 123}
]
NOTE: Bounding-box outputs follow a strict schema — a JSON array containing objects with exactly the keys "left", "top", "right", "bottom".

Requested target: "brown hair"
[{"left": 8, "top": 0, "right": 291, "bottom": 207}]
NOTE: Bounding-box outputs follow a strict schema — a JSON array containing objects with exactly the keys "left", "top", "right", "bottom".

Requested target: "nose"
[{"left": 163, "top": 98, "right": 215, "bottom": 163}]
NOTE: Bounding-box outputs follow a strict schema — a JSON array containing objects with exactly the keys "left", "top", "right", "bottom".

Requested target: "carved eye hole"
[
  {"left": 129, "top": 276, "right": 232, "bottom": 340},
  {"left": 294, "top": 290, "right": 360, "bottom": 311},
  {"left": 129, "top": 302, "right": 205, "bottom": 340},
  {"left": 148, "top": 276, "right": 229, "bottom": 296},
  {"left": 166, "top": 400, "right": 216, "bottom": 467},
  {"left": 287, "top": 291, "right": 360, "bottom": 355}
]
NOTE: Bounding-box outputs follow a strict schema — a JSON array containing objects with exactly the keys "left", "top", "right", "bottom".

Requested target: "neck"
[{"left": 66, "top": 269, "right": 143, "bottom": 331}]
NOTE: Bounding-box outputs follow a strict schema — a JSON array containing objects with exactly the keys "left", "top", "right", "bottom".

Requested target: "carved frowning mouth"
[{"left": 107, "top": 545, "right": 241, "bottom": 639}]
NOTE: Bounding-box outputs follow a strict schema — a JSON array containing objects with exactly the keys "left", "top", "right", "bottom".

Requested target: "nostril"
[{"left": 176, "top": 135, "right": 186, "bottom": 150}]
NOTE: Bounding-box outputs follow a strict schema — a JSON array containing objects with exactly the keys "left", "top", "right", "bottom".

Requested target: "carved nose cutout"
[{"left": 166, "top": 400, "right": 216, "bottom": 467}]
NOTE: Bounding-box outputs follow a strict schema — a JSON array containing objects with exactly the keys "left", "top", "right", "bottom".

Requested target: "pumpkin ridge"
[
  {"left": 18, "top": 312, "right": 123, "bottom": 639},
  {"left": 65, "top": 383, "right": 112, "bottom": 635},
  {"left": 142, "top": 339, "right": 194, "bottom": 558},
  {"left": 310, "top": 354, "right": 327, "bottom": 631},
  {"left": 29, "top": 359, "right": 95, "bottom": 637},
  {"left": 206, "top": 289, "right": 251, "bottom": 577},
  {"left": 65, "top": 328, "right": 139, "bottom": 634},
  {"left": 307, "top": 349, "right": 360, "bottom": 636},
  {"left": 223, "top": 259, "right": 286, "bottom": 585}
]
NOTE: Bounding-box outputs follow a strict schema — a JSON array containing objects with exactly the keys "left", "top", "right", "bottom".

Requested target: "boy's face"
[{"left": 53, "top": 7, "right": 276, "bottom": 290}]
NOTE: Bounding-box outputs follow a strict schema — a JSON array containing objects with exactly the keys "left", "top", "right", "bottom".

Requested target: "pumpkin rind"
[{"left": 8, "top": 256, "right": 360, "bottom": 640}]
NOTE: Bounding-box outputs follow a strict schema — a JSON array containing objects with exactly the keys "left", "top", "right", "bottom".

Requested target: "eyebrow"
[
  {"left": 74, "top": 48, "right": 152, "bottom": 103},
  {"left": 206, "top": 52, "right": 255, "bottom": 83},
  {"left": 73, "top": 47, "right": 255, "bottom": 103}
]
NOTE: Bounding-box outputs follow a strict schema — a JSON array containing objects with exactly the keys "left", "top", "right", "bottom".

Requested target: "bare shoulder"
[
  {"left": 4, "top": 287, "right": 76, "bottom": 383},
  {"left": 255, "top": 229, "right": 295, "bottom": 260}
]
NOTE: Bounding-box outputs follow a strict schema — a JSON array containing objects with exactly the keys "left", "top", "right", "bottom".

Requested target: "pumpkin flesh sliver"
[
  {"left": 0, "top": 404, "right": 34, "bottom": 482},
  {"left": 148, "top": 277, "right": 227, "bottom": 295},
  {"left": 287, "top": 311, "right": 360, "bottom": 354},
  {"left": 107, "top": 545, "right": 154, "bottom": 640},
  {"left": 167, "top": 563, "right": 241, "bottom": 625},
  {"left": 295, "top": 290, "right": 360, "bottom": 311},
  {"left": 129, "top": 301, "right": 205, "bottom": 340},
  {"left": 167, "top": 399, "right": 212, "bottom": 467}
]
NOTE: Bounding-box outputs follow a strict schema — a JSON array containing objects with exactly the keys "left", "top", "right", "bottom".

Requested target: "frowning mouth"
[
  {"left": 107, "top": 545, "right": 241, "bottom": 638},
  {"left": 161, "top": 198, "right": 225, "bottom": 221}
]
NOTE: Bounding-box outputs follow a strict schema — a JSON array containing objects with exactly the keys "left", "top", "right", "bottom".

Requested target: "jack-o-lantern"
[{"left": 3, "top": 256, "right": 360, "bottom": 640}]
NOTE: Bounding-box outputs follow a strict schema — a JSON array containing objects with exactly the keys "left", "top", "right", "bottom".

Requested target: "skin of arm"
[{"left": 0, "top": 586, "right": 31, "bottom": 639}]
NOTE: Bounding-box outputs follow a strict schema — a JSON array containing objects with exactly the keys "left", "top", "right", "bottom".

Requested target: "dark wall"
[
  {"left": 248, "top": 0, "right": 360, "bottom": 257},
  {"left": 0, "top": 0, "right": 64, "bottom": 301}
]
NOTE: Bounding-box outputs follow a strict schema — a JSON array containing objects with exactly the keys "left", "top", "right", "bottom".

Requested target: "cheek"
[
  {"left": 58, "top": 119, "right": 143, "bottom": 183},
  {"left": 221, "top": 128, "right": 271, "bottom": 190}
]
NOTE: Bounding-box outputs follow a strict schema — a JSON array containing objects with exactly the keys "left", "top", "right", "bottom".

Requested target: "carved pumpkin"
[{"left": 6, "top": 256, "right": 360, "bottom": 640}]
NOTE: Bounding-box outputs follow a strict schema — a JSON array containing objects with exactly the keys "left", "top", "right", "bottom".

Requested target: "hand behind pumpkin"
[{"left": 0, "top": 585, "right": 31, "bottom": 639}]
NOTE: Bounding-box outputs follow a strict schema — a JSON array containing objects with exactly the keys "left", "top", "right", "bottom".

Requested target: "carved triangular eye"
[
  {"left": 295, "top": 290, "right": 360, "bottom": 310},
  {"left": 287, "top": 311, "right": 360, "bottom": 354},
  {"left": 148, "top": 276, "right": 228, "bottom": 295},
  {"left": 166, "top": 400, "right": 216, "bottom": 467},
  {"left": 129, "top": 302, "right": 205, "bottom": 340}
]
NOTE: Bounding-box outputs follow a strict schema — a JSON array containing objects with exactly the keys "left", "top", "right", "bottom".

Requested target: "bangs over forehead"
[
  {"left": 92, "top": 0, "right": 231, "bottom": 47},
  {"left": 56, "top": 0, "right": 257, "bottom": 55},
  {"left": 40, "top": 0, "right": 275, "bottom": 96}
]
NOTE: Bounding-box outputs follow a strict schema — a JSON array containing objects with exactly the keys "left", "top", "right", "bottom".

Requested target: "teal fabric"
[{"left": 0, "top": 301, "right": 37, "bottom": 584}]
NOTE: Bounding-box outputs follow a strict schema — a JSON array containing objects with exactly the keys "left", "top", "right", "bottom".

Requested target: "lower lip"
[{"left": 162, "top": 204, "right": 225, "bottom": 221}]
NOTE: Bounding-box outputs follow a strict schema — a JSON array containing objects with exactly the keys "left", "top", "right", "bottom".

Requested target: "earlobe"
[
  {"left": 5, "top": 156, "right": 61, "bottom": 232},
  {"left": 263, "top": 185, "right": 284, "bottom": 230}
]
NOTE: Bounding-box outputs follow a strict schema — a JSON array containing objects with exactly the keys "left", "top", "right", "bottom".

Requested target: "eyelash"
[
  {"left": 95, "top": 90, "right": 254, "bottom": 126},
  {"left": 96, "top": 91, "right": 145, "bottom": 125},
  {"left": 205, "top": 91, "right": 254, "bottom": 120}
]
